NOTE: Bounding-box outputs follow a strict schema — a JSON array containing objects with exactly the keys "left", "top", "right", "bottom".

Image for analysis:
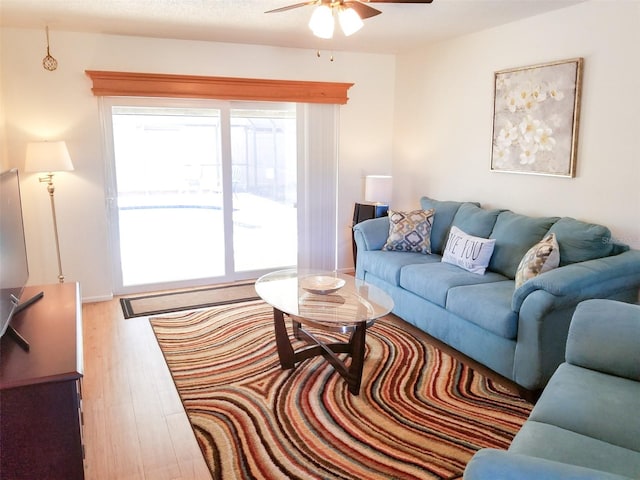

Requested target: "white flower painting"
[{"left": 491, "top": 58, "right": 583, "bottom": 177}]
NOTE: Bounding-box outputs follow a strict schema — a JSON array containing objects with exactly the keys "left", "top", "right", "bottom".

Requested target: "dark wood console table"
[{"left": 0, "top": 282, "right": 84, "bottom": 479}]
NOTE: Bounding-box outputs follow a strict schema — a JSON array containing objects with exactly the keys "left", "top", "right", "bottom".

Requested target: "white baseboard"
[
  {"left": 82, "top": 293, "right": 114, "bottom": 303},
  {"left": 336, "top": 267, "right": 355, "bottom": 275}
]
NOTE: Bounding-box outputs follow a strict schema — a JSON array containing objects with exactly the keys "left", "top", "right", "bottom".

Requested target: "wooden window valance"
[{"left": 85, "top": 70, "right": 353, "bottom": 105}]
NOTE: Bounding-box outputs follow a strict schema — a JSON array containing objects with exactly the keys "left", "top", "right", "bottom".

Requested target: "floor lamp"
[{"left": 25, "top": 141, "right": 74, "bottom": 283}]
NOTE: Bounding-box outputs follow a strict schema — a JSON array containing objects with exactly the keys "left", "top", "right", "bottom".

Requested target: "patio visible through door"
[{"left": 106, "top": 100, "right": 297, "bottom": 292}]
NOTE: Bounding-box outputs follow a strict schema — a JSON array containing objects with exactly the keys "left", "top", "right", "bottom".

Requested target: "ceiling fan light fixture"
[
  {"left": 309, "top": 4, "right": 334, "bottom": 39},
  {"left": 338, "top": 7, "right": 363, "bottom": 36}
]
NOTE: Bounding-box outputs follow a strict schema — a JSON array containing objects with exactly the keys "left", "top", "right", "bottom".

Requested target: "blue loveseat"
[
  {"left": 464, "top": 299, "right": 640, "bottom": 479},
  {"left": 353, "top": 196, "right": 640, "bottom": 391}
]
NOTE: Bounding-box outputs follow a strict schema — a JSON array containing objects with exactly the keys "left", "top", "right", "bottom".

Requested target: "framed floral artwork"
[{"left": 490, "top": 58, "right": 583, "bottom": 177}]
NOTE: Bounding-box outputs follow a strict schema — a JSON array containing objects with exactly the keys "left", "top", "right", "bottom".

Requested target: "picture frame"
[{"left": 490, "top": 58, "right": 583, "bottom": 177}]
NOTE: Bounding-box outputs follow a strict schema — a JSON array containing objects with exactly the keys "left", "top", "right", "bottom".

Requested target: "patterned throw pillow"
[
  {"left": 441, "top": 226, "right": 496, "bottom": 275},
  {"left": 514, "top": 233, "right": 560, "bottom": 289},
  {"left": 382, "top": 209, "right": 435, "bottom": 254}
]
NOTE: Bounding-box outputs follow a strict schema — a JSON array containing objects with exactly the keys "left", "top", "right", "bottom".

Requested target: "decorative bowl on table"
[{"left": 300, "top": 275, "right": 346, "bottom": 295}]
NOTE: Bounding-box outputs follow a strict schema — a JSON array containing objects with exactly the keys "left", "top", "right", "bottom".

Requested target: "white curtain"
[{"left": 297, "top": 103, "right": 339, "bottom": 271}]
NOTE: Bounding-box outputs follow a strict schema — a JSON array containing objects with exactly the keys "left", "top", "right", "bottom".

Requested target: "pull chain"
[{"left": 316, "top": 50, "right": 335, "bottom": 62}]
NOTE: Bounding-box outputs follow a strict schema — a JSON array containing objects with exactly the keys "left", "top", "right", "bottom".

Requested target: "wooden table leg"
[
  {"left": 273, "top": 308, "right": 295, "bottom": 369},
  {"left": 347, "top": 322, "right": 367, "bottom": 395},
  {"left": 272, "top": 309, "right": 369, "bottom": 394},
  {"left": 292, "top": 318, "right": 302, "bottom": 340}
]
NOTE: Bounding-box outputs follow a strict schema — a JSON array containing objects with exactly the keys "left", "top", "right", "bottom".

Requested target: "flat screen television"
[{"left": 0, "top": 168, "right": 40, "bottom": 350}]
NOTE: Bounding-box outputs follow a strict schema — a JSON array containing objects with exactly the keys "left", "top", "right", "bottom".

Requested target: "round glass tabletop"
[{"left": 255, "top": 269, "right": 394, "bottom": 328}]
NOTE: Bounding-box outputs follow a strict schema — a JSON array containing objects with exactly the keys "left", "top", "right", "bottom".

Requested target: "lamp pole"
[
  {"left": 25, "top": 140, "right": 74, "bottom": 284},
  {"left": 41, "top": 173, "right": 65, "bottom": 283}
]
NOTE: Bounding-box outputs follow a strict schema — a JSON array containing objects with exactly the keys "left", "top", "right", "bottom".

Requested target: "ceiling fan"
[{"left": 266, "top": 0, "right": 433, "bottom": 39}]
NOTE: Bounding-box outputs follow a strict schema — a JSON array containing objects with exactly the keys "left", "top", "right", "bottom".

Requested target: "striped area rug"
[{"left": 150, "top": 301, "right": 531, "bottom": 480}]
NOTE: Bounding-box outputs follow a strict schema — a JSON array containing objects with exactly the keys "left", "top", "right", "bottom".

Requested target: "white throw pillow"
[
  {"left": 442, "top": 226, "right": 496, "bottom": 275},
  {"left": 515, "top": 233, "right": 560, "bottom": 289}
]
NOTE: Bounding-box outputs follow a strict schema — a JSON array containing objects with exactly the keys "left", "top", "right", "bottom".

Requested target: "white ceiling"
[{"left": 1, "top": 0, "right": 584, "bottom": 54}]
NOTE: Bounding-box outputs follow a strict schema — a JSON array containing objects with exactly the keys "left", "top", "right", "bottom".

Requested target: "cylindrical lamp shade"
[
  {"left": 25, "top": 141, "right": 74, "bottom": 173},
  {"left": 364, "top": 175, "right": 392, "bottom": 205}
]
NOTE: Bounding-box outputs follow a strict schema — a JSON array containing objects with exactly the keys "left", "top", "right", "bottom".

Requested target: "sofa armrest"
[
  {"left": 464, "top": 449, "right": 632, "bottom": 480},
  {"left": 565, "top": 299, "right": 640, "bottom": 380},
  {"left": 512, "top": 249, "right": 640, "bottom": 312},
  {"left": 353, "top": 216, "right": 389, "bottom": 252}
]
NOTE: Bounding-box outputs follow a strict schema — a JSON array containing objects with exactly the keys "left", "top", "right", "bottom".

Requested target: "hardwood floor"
[
  {"left": 81, "top": 298, "right": 211, "bottom": 480},
  {"left": 80, "top": 291, "right": 532, "bottom": 479}
]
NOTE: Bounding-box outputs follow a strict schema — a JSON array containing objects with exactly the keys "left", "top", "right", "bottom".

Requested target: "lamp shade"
[
  {"left": 25, "top": 141, "right": 74, "bottom": 173},
  {"left": 364, "top": 175, "right": 392, "bottom": 204},
  {"left": 309, "top": 4, "right": 334, "bottom": 39},
  {"left": 338, "top": 7, "right": 363, "bottom": 36}
]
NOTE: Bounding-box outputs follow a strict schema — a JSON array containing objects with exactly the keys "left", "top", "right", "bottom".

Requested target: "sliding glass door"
[
  {"left": 104, "top": 99, "right": 297, "bottom": 293},
  {"left": 230, "top": 108, "right": 297, "bottom": 272}
]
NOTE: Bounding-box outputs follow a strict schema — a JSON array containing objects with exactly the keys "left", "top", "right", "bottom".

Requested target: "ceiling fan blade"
[
  {"left": 265, "top": 1, "right": 318, "bottom": 14},
  {"left": 366, "top": 0, "right": 433, "bottom": 3},
  {"left": 345, "top": 1, "right": 382, "bottom": 19}
]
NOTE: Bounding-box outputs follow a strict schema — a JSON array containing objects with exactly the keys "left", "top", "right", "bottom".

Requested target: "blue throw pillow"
[
  {"left": 451, "top": 203, "right": 503, "bottom": 239},
  {"left": 489, "top": 211, "right": 559, "bottom": 278},
  {"left": 420, "top": 197, "right": 479, "bottom": 255},
  {"left": 548, "top": 217, "right": 613, "bottom": 266}
]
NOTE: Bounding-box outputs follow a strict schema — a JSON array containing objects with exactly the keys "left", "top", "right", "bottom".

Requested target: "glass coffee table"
[{"left": 255, "top": 269, "right": 394, "bottom": 394}]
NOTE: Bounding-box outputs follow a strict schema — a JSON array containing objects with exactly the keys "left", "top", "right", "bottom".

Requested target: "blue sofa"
[
  {"left": 464, "top": 299, "right": 640, "bottom": 479},
  {"left": 353, "top": 196, "right": 640, "bottom": 391}
]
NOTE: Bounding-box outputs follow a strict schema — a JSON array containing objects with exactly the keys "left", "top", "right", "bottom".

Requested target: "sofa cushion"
[
  {"left": 566, "top": 300, "right": 640, "bottom": 380},
  {"left": 528, "top": 363, "right": 640, "bottom": 453},
  {"left": 514, "top": 233, "right": 560, "bottom": 289},
  {"left": 465, "top": 449, "right": 633, "bottom": 480},
  {"left": 359, "top": 250, "right": 440, "bottom": 286},
  {"left": 510, "top": 421, "right": 640, "bottom": 479},
  {"left": 548, "top": 217, "right": 613, "bottom": 266},
  {"left": 419, "top": 196, "right": 480, "bottom": 254},
  {"left": 399, "top": 262, "right": 507, "bottom": 308},
  {"left": 488, "top": 211, "right": 559, "bottom": 279},
  {"left": 446, "top": 281, "right": 518, "bottom": 339},
  {"left": 451, "top": 203, "right": 502, "bottom": 238},
  {"left": 382, "top": 209, "right": 435, "bottom": 254},
  {"left": 441, "top": 226, "right": 496, "bottom": 275}
]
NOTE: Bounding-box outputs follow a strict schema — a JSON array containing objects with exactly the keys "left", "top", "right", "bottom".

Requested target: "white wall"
[
  {"left": 0, "top": 28, "right": 396, "bottom": 301},
  {"left": 0, "top": 32, "right": 7, "bottom": 171},
  {"left": 393, "top": 1, "right": 640, "bottom": 249}
]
